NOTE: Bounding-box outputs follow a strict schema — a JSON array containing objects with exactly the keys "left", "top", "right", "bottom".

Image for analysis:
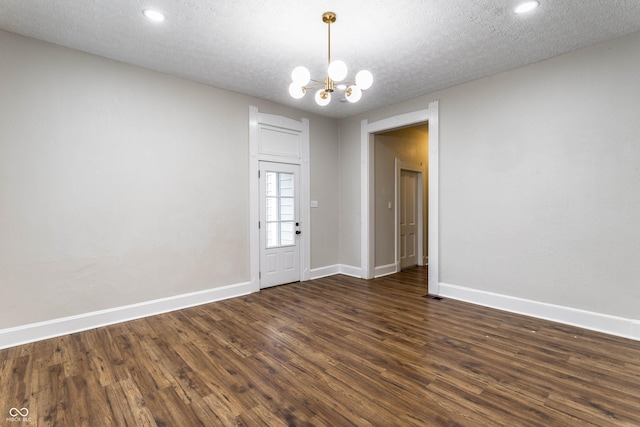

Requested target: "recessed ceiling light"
[
  {"left": 142, "top": 9, "right": 165, "bottom": 23},
  {"left": 514, "top": 1, "right": 539, "bottom": 14}
]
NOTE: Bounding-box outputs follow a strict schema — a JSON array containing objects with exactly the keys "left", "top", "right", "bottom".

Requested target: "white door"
[
  {"left": 400, "top": 170, "right": 419, "bottom": 269},
  {"left": 259, "top": 161, "right": 301, "bottom": 288}
]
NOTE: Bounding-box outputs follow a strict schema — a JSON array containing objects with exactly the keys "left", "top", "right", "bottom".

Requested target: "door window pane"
[
  {"left": 266, "top": 222, "right": 278, "bottom": 248},
  {"left": 281, "top": 222, "right": 294, "bottom": 245},
  {"left": 280, "top": 197, "right": 294, "bottom": 221},
  {"left": 279, "top": 173, "right": 294, "bottom": 197},
  {"left": 266, "top": 197, "right": 278, "bottom": 222},
  {"left": 266, "top": 172, "right": 277, "bottom": 197},
  {"left": 264, "top": 170, "right": 296, "bottom": 248}
]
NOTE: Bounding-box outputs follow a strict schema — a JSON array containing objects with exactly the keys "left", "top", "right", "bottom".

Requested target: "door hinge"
[
  {"left": 258, "top": 170, "right": 260, "bottom": 179},
  {"left": 259, "top": 271, "right": 261, "bottom": 279},
  {"left": 258, "top": 221, "right": 261, "bottom": 229}
]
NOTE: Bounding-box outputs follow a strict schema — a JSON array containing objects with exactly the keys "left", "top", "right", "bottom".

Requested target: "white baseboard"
[
  {"left": 0, "top": 281, "right": 253, "bottom": 350},
  {"left": 439, "top": 282, "right": 640, "bottom": 342},
  {"left": 310, "top": 264, "right": 367, "bottom": 279},
  {"left": 338, "top": 264, "right": 362, "bottom": 278},
  {"left": 310, "top": 264, "right": 341, "bottom": 279},
  {"left": 374, "top": 263, "right": 398, "bottom": 278}
]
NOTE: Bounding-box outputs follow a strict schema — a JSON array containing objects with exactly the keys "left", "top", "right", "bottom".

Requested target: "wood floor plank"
[
  {"left": 31, "top": 363, "right": 64, "bottom": 426},
  {"left": 545, "top": 386, "right": 640, "bottom": 426},
  {"left": 2, "top": 354, "right": 32, "bottom": 413},
  {"left": 2, "top": 266, "right": 640, "bottom": 426}
]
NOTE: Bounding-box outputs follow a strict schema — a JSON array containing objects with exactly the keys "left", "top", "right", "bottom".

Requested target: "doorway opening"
[
  {"left": 372, "top": 125, "right": 428, "bottom": 277},
  {"left": 360, "top": 101, "right": 439, "bottom": 295}
]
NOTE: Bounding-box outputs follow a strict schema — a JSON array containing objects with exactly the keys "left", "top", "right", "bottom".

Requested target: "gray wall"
[
  {"left": 337, "top": 119, "right": 362, "bottom": 268},
  {"left": 0, "top": 30, "right": 339, "bottom": 329},
  {"left": 339, "top": 31, "right": 640, "bottom": 320}
]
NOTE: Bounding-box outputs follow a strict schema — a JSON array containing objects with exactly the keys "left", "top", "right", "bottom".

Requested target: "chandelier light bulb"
[
  {"left": 345, "top": 85, "right": 362, "bottom": 103},
  {"left": 315, "top": 89, "right": 331, "bottom": 106},
  {"left": 328, "top": 60, "right": 348, "bottom": 82},
  {"left": 289, "top": 82, "right": 306, "bottom": 99},
  {"left": 291, "top": 66, "right": 311, "bottom": 85},
  {"left": 355, "top": 70, "right": 373, "bottom": 90}
]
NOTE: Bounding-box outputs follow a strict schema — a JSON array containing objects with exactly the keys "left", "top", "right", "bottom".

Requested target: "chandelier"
[{"left": 288, "top": 12, "right": 373, "bottom": 106}]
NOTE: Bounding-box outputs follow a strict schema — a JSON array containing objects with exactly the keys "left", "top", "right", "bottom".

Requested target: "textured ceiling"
[{"left": 1, "top": 1, "right": 640, "bottom": 119}]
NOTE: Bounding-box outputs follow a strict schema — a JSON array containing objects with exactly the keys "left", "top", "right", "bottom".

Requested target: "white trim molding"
[
  {"left": 310, "top": 264, "right": 341, "bottom": 279},
  {"left": 375, "top": 263, "right": 399, "bottom": 278},
  {"left": 439, "top": 282, "right": 640, "bottom": 341},
  {"left": 249, "top": 106, "right": 310, "bottom": 291},
  {"left": 249, "top": 106, "right": 260, "bottom": 292},
  {"left": 338, "top": 264, "right": 363, "bottom": 278},
  {"left": 0, "top": 281, "right": 253, "bottom": 350},
  {"left": 426, "top": 101, "right": 439, "bottom": 295},
  {"left": 310, "top": 264, "right": 363, "bottom": 279}
]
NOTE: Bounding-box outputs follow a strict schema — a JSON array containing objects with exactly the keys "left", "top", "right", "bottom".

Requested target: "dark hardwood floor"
[{"left": 2, "top": 267, "right": 640, "bottom": 426}]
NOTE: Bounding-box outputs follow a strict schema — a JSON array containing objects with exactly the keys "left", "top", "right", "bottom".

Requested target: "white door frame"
[
  {"left": 395, "top": 161, "right": 424, "bottom": 272},
  {"left": 360, "top": 100, "right": 439, "bottom": 295},
  {"left": 249, "top": 106, "right": 310, "bottom": 293}
]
